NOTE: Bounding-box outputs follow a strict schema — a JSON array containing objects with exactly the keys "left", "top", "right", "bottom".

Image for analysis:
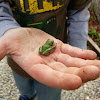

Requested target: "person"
[{"left": 0, "top": 0, "right": 100, "bottom": 100}]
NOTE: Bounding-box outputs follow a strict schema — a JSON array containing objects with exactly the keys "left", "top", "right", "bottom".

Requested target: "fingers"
[
  {"left": 48, "top": 62, "right": 68, "bottom": 72},
  {"left": 64, "top": 66, "right": 100, "bottom": 83},
  {"left": 48, "top": 62, "right": 100, "bottom": 83},
  {"left": 61, "top": 44, "right": 97, "bottom": 60},
  {"left": 57, "top": 54, "right": 100, "bottom": 68},
  {"left": 74, "top": 65, "right": 100, "bottom": 83},
  {"left": 27, "top": 64, "right": 82, "bottom": 90}
]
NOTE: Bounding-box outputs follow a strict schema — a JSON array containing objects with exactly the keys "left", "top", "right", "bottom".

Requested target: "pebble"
[{"left": 0, "top": 57, "right": 100, "bottom": 100}]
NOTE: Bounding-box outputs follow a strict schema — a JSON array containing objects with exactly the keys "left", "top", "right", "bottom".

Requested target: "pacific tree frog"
[{"left": 39, "top": 39, "right": 56, "bottom": 55}]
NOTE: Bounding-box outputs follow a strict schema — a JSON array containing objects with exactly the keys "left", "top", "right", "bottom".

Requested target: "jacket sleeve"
[
  {"left": 68, "top": 0, "right": 92, "bottom": 11},
  {"left": 0, "top": 1, "right": 20, "bottom": 37}
]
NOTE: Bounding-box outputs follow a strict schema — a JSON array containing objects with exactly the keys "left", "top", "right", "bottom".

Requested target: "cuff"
[{"left": 0, "top": 22, "right": 21, "bottom": 37}]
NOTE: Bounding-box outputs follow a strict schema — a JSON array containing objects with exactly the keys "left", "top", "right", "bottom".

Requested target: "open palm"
[{"left": 0, "top": 28, "right": 100, "bottom": 90}]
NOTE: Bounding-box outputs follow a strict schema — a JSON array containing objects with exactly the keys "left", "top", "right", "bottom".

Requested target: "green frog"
[{"left": 39, "top": 39, "right": 56, "bottom": 55}]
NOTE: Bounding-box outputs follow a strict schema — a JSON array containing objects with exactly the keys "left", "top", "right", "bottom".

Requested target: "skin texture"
[{"left": 0, "top": 28, "right": 100, "bottom": 90}]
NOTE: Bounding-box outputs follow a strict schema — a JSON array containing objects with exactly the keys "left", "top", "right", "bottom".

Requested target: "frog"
[{"left": 39, "top": 39, "right": 56, "bottom": 55}]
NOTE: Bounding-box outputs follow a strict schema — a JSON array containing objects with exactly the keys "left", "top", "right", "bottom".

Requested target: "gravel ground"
[{"left": 0, "top": 57, "right": 100, "bottom": 100}]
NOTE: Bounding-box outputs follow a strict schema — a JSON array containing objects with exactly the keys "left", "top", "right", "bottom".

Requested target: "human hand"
[{"left": 0, "top": 28, "right": 100, "bottom": 90}]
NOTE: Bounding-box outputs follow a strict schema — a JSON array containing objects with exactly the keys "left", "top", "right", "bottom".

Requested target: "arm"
[
  {"left": 0, "top": 1, "right": 100, "bottom": 90},
  {"left": 0, "top": 1, "right": 20, "bottom": 37},
  {"left": 67, "top": 3, "right": 91, "bottom": 49}
]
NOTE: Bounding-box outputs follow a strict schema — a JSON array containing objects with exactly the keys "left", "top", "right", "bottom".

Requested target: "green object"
[
  {"left": 89, "top": 16, "right": 94, "bottom": 21},
  {"left": 90, "top": 6, "right": 95, "bottom": 13},
  {"left": 88, "top": 28, "right": 97, "bottom": 35},
  {"left": 39, "top": 39, "right": 56, "bottom": 55}
]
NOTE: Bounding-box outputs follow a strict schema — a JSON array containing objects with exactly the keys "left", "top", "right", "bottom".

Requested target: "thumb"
[{"left": 0, "top": 38, "right": 6, "bottom": 60}]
